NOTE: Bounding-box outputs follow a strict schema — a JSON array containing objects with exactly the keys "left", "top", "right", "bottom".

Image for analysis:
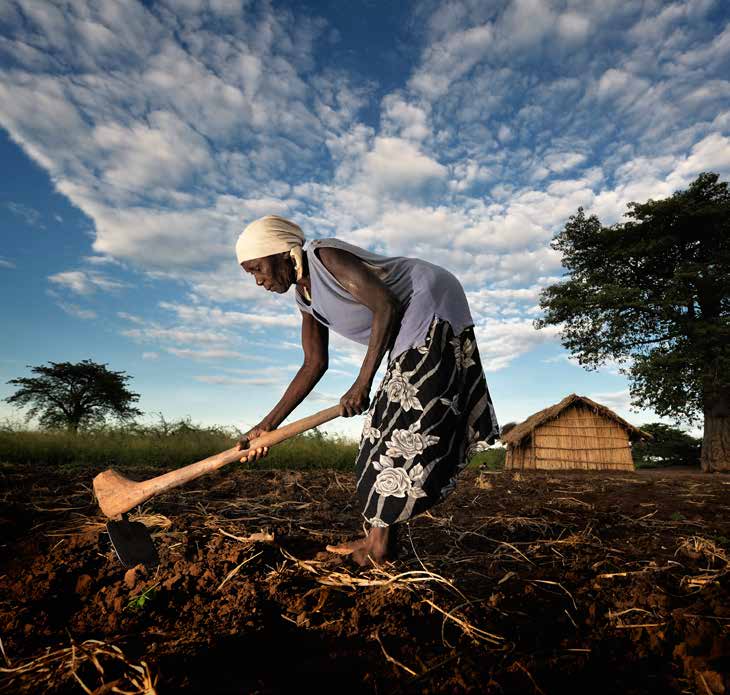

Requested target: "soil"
[{"left": 0, "top": 463, "right": 728, "bottom": 694}]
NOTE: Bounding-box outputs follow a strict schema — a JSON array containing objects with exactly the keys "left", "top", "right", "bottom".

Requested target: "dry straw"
[
  {"left": 676, "top": 535, "right": 729, "bottom": 590},
  {"left": 0, "top": 638, "right": 156, "bottom": 694},
  {"left": 276, "top": 547, "right": 504, "bottom": 652},
  {"left": 46, "top": 511, "right": 172, "bottom": 538}
]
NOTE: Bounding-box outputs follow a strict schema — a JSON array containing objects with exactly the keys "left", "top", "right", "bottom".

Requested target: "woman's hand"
[
  {"left": 340, "top": 379, "right": 371, "bottom": 417},
  {"left": 237, "top": 422, "right": 272, "bottom": 463}
]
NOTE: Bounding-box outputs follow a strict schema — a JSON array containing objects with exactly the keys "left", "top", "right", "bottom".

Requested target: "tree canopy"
[
  {"left": 632, "top": 423, "right": 702, "bottom": 468},
  {"left": 5, "top": 360, "right": 143, "bottom": 432},
  {"left": 535, "top": 172, "right": 730, "bottom": 471}
]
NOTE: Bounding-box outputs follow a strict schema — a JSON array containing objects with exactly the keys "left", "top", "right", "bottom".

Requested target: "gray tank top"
[{"left": 294, "top": 238, "right": 474, "bottom": 359}]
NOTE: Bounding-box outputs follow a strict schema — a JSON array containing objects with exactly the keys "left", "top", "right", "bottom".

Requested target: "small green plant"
[
  {"left": 125, "top": 584, "right": 158, "bottom": 612},
  {"left": 670, "top": 511, "right": 686, "bottom": 521}
]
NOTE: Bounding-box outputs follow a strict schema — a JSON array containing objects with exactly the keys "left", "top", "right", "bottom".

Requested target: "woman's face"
[{"left": 241, "top": 252, "right": 293, "bottom": 293}]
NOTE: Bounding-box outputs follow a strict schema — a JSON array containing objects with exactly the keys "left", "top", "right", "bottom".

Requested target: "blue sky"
[{"left": 1, "top": 0, "right": 729, "bottom": 440}]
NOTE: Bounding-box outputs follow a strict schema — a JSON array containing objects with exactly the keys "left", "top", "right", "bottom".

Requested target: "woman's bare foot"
[
  {"left": 325, "top": 536, "right": 369, "bottom": 555},
  {"left": 325, "top": 526, "right": 398, "bottom": 567},
  {"left": 327, "top": 538, "right": 376, "bottom": 567}
]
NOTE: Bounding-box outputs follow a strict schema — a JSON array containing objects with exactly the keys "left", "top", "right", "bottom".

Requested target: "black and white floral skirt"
[{"left": 355, "top": 317, "right": 499, "bottom": 527}]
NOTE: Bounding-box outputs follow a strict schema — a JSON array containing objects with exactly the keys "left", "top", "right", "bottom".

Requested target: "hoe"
[{"left": 93, "top": 405, "right": 341, "bottom": 568}]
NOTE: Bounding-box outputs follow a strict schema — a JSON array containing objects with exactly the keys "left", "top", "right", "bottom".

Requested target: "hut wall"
[
  {"left": 529, "top": 405, "right": 634, "bottom": 471},
  {"left": 505, "top": 441, "right": 532, "bottom": 470}
]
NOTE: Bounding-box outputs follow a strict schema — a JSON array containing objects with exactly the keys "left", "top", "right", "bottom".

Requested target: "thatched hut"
[{"left": 501, "top": 394, "right": 652, "bottom": 471}]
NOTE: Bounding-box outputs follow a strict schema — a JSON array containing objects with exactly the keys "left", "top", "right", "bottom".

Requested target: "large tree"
[
  {"left": 535, "top": 172, "right": 730, "bottom": 472},
  {"left": 5, "top": 360, "right": 143, "bottom": 432}
]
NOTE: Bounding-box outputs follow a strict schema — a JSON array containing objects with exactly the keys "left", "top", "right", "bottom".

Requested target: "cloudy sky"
[{"left": 1, "top": 0, "right": 729, "bottom": 440}]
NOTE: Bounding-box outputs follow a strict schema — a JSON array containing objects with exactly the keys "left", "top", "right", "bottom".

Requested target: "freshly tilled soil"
[{"left": 0, "top": 464, "right": 728, "bottom": 694}]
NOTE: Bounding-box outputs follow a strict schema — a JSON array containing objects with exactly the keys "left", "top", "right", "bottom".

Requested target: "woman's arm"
[
  {"left": 315, "top": 246, "right": 401, "bottom": 416},
  {"left": 238, "top": 303, "right": 329, "bottom": 462},
  {"left": 258, "top": 309, "right": 329, "bottom": 429}
]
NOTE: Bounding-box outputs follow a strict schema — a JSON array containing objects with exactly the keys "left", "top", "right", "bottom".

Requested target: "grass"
[
  {"left": 0, "top": 418, "right": 505, "bottom": 472},
  {"left": 467, "top": 448, "right": 505, "bottom": 470},
  {"left": 0, "top": 419, "right": 357, "bottom": 472}
]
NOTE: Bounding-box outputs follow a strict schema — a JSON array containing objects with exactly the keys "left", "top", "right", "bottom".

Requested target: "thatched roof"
[{"left": 500, "top": 394, "right": 653, "bottom": 446}]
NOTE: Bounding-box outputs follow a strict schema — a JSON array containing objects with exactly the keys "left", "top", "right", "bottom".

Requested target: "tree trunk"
[{"left": 701, "top": 381, "right": 730, "bottom": 472}]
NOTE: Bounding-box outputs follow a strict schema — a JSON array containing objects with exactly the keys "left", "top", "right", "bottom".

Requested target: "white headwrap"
[{"left": 235, "top": 215, "right": 309, "bottom": 300}]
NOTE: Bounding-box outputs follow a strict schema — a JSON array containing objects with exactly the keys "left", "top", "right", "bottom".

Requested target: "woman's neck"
[{"left": 296, "top": 250, "right": 311, "bottom": 298}]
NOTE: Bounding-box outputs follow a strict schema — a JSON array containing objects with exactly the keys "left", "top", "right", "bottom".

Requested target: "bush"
[
  {"left": 468, "top": 446, "right": 505, "bottom": 470},
  {"left": 632, "top": 422, "right": 702, "bottom": 468}
]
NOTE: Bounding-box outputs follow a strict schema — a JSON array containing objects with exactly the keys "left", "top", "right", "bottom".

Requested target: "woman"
[{"left": 235, "top": 215, "right": 499, "bottom": 566}]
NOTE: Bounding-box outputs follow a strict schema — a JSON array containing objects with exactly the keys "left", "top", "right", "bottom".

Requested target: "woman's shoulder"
[
  {"left": 306, "top": 238, "right": 354, "bottom": 264},
  {"left": 308, "top": 238, "right": 375, "bottom": 258},
  {"left": 308, "top": 238, "right": 396, "bottom": 274},
  {"left": 307, "top": 237, "right": 340, "bottom": 249}
]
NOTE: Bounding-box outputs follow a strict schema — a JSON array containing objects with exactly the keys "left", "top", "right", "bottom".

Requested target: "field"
[{"left": 1, "top": 460, "right": 728, "bottom": 694}]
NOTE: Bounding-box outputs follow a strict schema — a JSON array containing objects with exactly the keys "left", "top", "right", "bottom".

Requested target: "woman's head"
[
  {"left": 241, "top": 252, "right": 294, "bottom": 293},
  {"left": 236, "top": 215, "right": 305, "bottom": 294}
]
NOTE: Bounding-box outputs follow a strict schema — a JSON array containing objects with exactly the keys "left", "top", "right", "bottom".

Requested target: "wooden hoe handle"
[{"left": 93, "top": 404, "right": 341, "bottom": 518}]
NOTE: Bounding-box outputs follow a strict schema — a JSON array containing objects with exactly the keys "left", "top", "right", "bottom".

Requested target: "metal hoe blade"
[{"left": 106, "top": 515, "right": 159, "bottom": 569}]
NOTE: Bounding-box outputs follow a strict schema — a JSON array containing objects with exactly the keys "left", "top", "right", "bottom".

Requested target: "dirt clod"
[{"left": 75, "top": 573, "right": 92, "bottom": 595}]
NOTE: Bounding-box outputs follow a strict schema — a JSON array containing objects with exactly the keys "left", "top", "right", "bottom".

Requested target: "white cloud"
[
  {"left": 544, "top": 151, "right": 587, "bottom": 173},
  {"left": 122, "top": 326, "right": 231, "bottom": 346},
  {"left": 0, "top": 0, "right": 353, "bottom": 269},
  {"left": 82, "top": 255, "right": 123, "bottom": 266},
  {"left": 0, "top": 257, "right": 16, "bottom": 269},
  {"left": 408, "top": 23, "right": 494, "bottom": 99},
  {"left": 117, "top": 297, "right": 300, "bottom": 369},
  {"left": 360, "top": 137, "right": 448, "bottom": 199},
  {"left": 475, "top": 319, "right": 562, "bottom": 372},
  {"left": 166, "top": 348, "right": 252, "bottom": 361},
  {"left": 588, "top": 133, "right": 730, "bottom": 223},
  {"left": 221, "top": 365, "right": 300, "bottom": 376},
  {"left": 157, "top": 301, "right": 300, "bottom": 329},
  {"left": 92, "top": 110, "right": 211, "bottom": 192},
  {"left": 48, "top": 270, "right": 129, "bottom": 295},
  {"left": 500, "top": 0, "right": 555, "bottom": 48},
  {"left": 497, "top": 125, "right": 512, "bottom": 143},
  {"left": 453, "top": 187, "right": 594, "bottom": 254},
  {"left": 117, "top": 312, "right": 146, "bottom": 325},
  {"left": 466, "top": 285, "right": 546, "bottom": 317},
  {"left": 56, "top": 301, "right": 97, "bottom": 320},
  {"left": 194, "top": 374, "right": 283, "bottom": 386},
  {"left": 2, "top": 0, "right": 730, "bottom": 407},
  {"left": 586, "top": 389, "right": 637, "bottom": 414},
  {"left": 543, "top": 352, "right": 632, "bottom": 377},
  {"left": 595, "top": 68, "right": 649, "bottom": 101},
  {"left": 86, "top": 205, "right": 232, "bottom": 268},
  {"left": 557, "top": 12, "right": 590, "bottom": 42},
  {"left": 381, "top": 95, "right": 431, "bottom": 141},
  {"left": 307, "top": 390, "right": 344, "bottom": 404},
  {"left": 6, "top": 202, "right": 44, "bottom": 228},
  {"left": 349, "top": 204, "right": 462, "bottom": 253},
  {"left": 675, "top": 21, "right": 730, "bottom": 68},
  {"left": 449, "top": 158, "right": 493, "bottom": 192},
  {"left": 673, "top": 133, "right": 730, "bottom": 179}
]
